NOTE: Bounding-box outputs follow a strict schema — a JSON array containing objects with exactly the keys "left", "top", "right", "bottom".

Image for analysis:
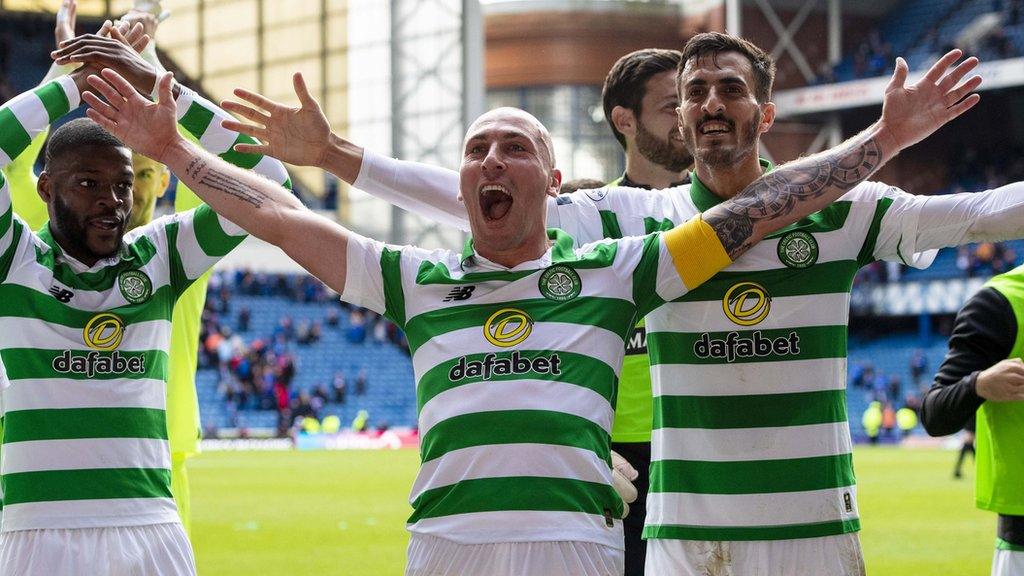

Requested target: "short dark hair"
[
  {"left": 678, "top": 32, "right": 776, "bottom": 103},
  {"left": 45, "top": 118, "right": 125, "bottom": 168},
  {"left": 602, "top": 49, "right": 682, "bottom": 150},
  {"left": 560, "top": 178, "right": 606, "bottom": 195}
]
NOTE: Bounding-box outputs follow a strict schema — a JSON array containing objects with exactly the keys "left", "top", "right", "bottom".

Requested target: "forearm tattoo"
[
  {"left": 706, "top": 136, "right": 883, "bottom": 258},
  {"left": 185, "top": 156, "right": 270, "bottom": 208}
]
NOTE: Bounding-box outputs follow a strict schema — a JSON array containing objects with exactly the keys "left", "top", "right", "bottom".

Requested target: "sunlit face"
[
  {"left": 41, "top": 144, "right": 134, "bottom": 264},
  {"left": 677, "top": 51, "right": 774, "bottom": 169},
  {"left": 459, "top": 108, "right": 560, "bottom": 255},
  {"left": 128, "top": 153, "right": 169, "bottom": 230},
  {"left": 635, "top": 70, "right": 692, "bottom": 173}
]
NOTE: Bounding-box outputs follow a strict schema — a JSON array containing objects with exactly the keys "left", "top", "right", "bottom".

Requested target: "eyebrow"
[
  {"left": 685, "top": 76, "right": 748, "bottom": 88},
  {"left": 465, "top": 131, "right": 534, "bottom": 146}
]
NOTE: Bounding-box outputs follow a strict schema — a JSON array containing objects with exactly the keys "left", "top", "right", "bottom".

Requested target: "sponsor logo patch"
[
  {"left": 723, "top": 282, "right": 771, "bottom": 326},
  {"left": 484, "top": 308, "right": 533, "bottom": 348},
  {"left": 52, "top": 313, "right": 146, "bottom": 377},
  {"left": 693, "top": 331, "right": 801, "bottom": 363},
  {"left": 83, "top": 313, "right": 126, "bottom": 351},
  {"left": 443, "top": 286, "right": 476, "bottom": 302}
]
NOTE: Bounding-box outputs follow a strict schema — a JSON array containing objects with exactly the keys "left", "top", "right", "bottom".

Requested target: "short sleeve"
[{"left": 341, "top": 232, "right": 389, "bottom": 316}]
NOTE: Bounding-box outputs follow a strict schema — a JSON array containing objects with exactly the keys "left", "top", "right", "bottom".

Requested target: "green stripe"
[
  {"left": 165, "top": 220, "right": 189, "bottom": 293},
  {"left": 654, "top": 389, "right": 847, "bottom": 429},
  {"left": 648, "top": 325, "right": 847, "bottom": 365},
  {"left": 997, "top": 538, "right": 1024, "bottom": 552},
  {"left": 0, "top": 199, "right": 11, "bottom": 237},
  {"left": 177, "top": 101, "right": 215, "bottom": 140},
  {"left": 191, "top": 205, "right": 246, "bottom": 258},
  {"left": 1, "top": 348, "right": 168, "bottom": 381},
  {"left": 765, "top": 201, "right": 853, "bottom": 238},
  {"left": 0, "top": 218, "right": 21, "bottom": 283},
  {"left": 3, "top": 407, "right": 167, "bottom": 442},
  {"left": 644, "top": 519, "right": 860, "bottom": 541},
  {"left": 644, "top": 217, "right": 675, "bottom": 234},
  {"left": 857, "top": 197, "right": 894, "bottom": 266},
  {"left": 417, "top": 350, "right": 617, "bottom": 411},
  {"left": 219, "top": 133, "right": 263, "bottom": 170},
  {"left": 34, "top": 81, "right": 71, "bottom": 122},
  {"left": 381, "top": 247, "right": 406, "bottom": 327},
  {"left": 0, "top": 282, "right": 176, "bottom": 327},
  {"left": 3, "top": 467, "right": 171, "bottom": 505},
  {"left": 599, "top": 210, "right": 623, "bottom": 239},
  {"left": 405, "top": 296, "right": 635, "bottom": 354},
  {"left": 409, "top": 476, "right": 621, "bottom": 523},
  {"left": 421, "top": 410, "right": 610, "bottom": 464},
  {"left": 650, "top": 454, "right": 854, "bottom": 494},
  {"left": 0, "top": 107, "right": 32, "bottom": 161},
  {"left": 680, "top": 260, "right": 859, "bottom": 302},
  {"left": 634, "top": 233, "right": 667, "bottom": 317},
  {"left": 42, "top": 236, "right": 159, "bottom": 292}
]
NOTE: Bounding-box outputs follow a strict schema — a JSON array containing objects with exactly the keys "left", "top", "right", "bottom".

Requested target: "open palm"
[
  {"left": 221, "top": 73, "right": 331, "bottom": 167},
  {"left": 880, "top": 49, "right": 982, "bottom": 151},
  {"left": 83, "top": 70, "right": 179, "bottom": 162}
]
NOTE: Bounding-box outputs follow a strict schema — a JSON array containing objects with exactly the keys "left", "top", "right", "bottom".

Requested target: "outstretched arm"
[
  {"left": 85, "top": 71, "right": 349, "bottom": 293},
  {"left": 704, "top": 50, "right": 981, "bottom": 260},
  {"left": 221, "top": 73, "right": 468, "bottom": 230}
]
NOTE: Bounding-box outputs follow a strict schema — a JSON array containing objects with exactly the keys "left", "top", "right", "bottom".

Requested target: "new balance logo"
[
  {"left": 49, "top": 285, "right": 74, "bottom": 303},
  {"left": 443, "top": 286, "right": 475, "bottom": 302}
]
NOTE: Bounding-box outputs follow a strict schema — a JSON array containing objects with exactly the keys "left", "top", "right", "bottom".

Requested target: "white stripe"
[
  {"left": 0, "top": 317, "right": 171, "bottom": 353},
  {"left": 412, "top": 322, "right": 625, "bottom": 382},
  {"left": 419, "top": 380, "right": 613, "bottom": 436},
  {"left": 652, "top": 422, "right": 853, "bottom": 463},
  {"left": 192, "top": 96, "right": 237, "bottom": 154},
  {"left": 411, "top": 443, "right": 613, "bottom": 501},
  {"left": 404, "top": 257, "right": 635, "bottom": 323},
  {"left": 252, "top": 154, "right": 289, "bottom": 186},
  {"left": 653, "top": 358, "right": 847, "bottom": 397},
  {"left": 173, "top": 211, "right": 219, "bottom": 280},
  {"left": 2, "top": 438, "right": 169, "bottom": 474},
  {"left": 408, "top": 510, "right": 623, "bottom": 548},
  {"left": 655, "top": 236, "right": 688, "bottom": 301},
  {"left": 55, "top": 75, "right": 80, "bottom": 110},
  {"left": 1, "top": 498, "right": 178, "bottom": 532},
  {"left": 653, "top": 292, "right": 851, "bottom": 333},
  {"left": 647, "top": 486, "right": 859, "bottom": 528},
  {"left": 0, "top": 148, "right": 12, "bottom": 167},
  {"left": 3, "top": 377, "right": 165, "bottom": 411},
  {"left": 711, "top": 219, "right": 872, "bottom": 274},
  {"left": 9, "top": 92, "right": 50, "bottom": 146},
  {"left": 215, "top": 211, "right": 246, "bottom": 237},
  {"left": 0, "top": 212, "right": 14, "bottom": 260}
]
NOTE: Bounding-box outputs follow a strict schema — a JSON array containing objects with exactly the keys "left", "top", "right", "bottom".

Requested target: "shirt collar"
[
  {"left": 612, "top": 172, "right": 691, "bottom": 190},
  {"left": 36, "top": 222, "right": 129, "bottom": 273},
  {"left": 688, "top": 158, "right": 775, "bottom": 212},
  {"left": 460, "top": 228, "right": 576, "bottom": 270}
]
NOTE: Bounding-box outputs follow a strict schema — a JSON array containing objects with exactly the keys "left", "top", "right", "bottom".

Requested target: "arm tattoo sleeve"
[
  {"left": 706, "top": 136, "right": 883, "bottom": 258},
  {"left": 185, "top": 156, "right": 271, "bottom": 208}
]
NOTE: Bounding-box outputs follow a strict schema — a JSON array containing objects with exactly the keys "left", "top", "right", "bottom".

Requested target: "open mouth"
[
  {"left": 88, "top": 216, "right": 122, "bottom": 232},
  {"left": 479, "top": 184, "right": 513, "bottom": 222},
  {"left": 699, "top": 120, "right": 733, "bottom": 135}
]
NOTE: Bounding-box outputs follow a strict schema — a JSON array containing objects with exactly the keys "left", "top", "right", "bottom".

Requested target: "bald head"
[{"left": 466, "top": 107, "right": 556, "bottom": 169}]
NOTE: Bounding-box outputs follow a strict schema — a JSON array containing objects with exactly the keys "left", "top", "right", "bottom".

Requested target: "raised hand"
[
  {"left": 83, "top": 70, "right": 180, "bottom": 162},
  {"left": 53, "top": 23, "right": 158, "bottom": 96},
  {"left": 221, "top": 72, "right": 332, "bottom": 167},
  {"left": 879, "top": 49, "right": 982, "bottom": 152},
  {"left": 54, "top": 0, "right": 77, "bottom": 47},
  {"left": 976, "top": 358, "right": 1024, "bottom": 402}
]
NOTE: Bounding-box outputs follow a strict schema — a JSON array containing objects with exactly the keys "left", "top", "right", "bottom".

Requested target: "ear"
[
  {"left": 759, "top": 102, "right": 776, "bottom": 135},
  {"left": 676, "top": 106, "right": 685, "bottom": 138},
  {"left": 547, "top": 169, "right": 562, "bottom": 198},
  {"left": 37, "top": 171, "right": 54, "bottom": 203},
  {"left": 610, "top": 106, "right": 637, "bottom": 139},
  {"left": 157, "top": 168, "right": 171, "bottom": 199}
]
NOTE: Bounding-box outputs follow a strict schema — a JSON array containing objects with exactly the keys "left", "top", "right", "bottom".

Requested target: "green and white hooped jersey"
[
  {"left": 0, "top": 77, "right": 289, "bottom": 531},
  {"left": 342, "top": 225, "right": 726, "bottom": 547},
  {"left": 549, "top": 171, "right": 935, "bottom": 542}
]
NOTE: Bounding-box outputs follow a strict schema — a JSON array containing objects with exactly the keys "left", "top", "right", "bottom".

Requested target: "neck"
[
  {"left": 48, "top": 223, "right": 101, "bottom": 267},
  {"left": 624, "top": 151, "right": 687, "bottom": 190},
  {"left": 474, "top": 233, "right": 550, "bottom": 268},
  {"left": 694, "top": 149, "right": 764, "bottom": 200}
]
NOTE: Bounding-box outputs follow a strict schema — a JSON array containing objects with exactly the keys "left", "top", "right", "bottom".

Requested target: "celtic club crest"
[
  {"left": 777, "top": 231, "right": 818, "bottom": 269},
  {"left": 119, "top": 270, "right": 153, "bottom": 304},
  {"left": 538, "top": 265, "right": 582, "bottom": 302}
]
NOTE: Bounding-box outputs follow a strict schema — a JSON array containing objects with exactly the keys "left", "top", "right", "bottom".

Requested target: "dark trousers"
[
  {"left": 999, "top": 514, "right": 1024, "bottom": 546},
  {"left": 612, "top": 441, "right": 651, "bottom": 576}
]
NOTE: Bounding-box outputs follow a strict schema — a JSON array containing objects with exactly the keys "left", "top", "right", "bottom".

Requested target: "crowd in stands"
[
  {"left": 849, "top": 349, "right": 930, "bottom": 440},
  {"left": 199, "top": 269, "right": 407, "bottom": 436}
]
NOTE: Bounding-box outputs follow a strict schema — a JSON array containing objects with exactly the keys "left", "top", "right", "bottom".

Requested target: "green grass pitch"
[{"left": 189, "top": 446, "right": 993, "bottom": 575}]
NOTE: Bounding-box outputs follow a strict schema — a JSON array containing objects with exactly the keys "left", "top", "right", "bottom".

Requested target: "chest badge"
[
  {"left": 538, "top": 265, "right": 582, "bottom": 302},
  {"left": 777, "top": 231, "right": 818, "bottom": 269},
  {"left": 119, "top": 270, "right": 153, "bottom": 304}
]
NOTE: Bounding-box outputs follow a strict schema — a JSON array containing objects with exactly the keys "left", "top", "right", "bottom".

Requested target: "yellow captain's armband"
[{"left": 663, "top": 215, "right": 732, "bottom": 289}]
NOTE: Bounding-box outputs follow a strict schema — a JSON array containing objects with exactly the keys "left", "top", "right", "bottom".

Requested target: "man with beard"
[
  {"left": 85, "top": 38, "right": 968, "bottom": 571},
  {"left": 0, "top": 28, "right": 289, "bottom": 575},
  {"left": 599, "top": 48, "right": 695, "bottom": 575},
  {"left": 223, "top": 33, "right": 1017, "bottom": 574}
]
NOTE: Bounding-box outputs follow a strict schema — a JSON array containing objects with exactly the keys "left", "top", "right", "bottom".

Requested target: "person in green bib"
[
  {"left": 600, "top": 48, "right": 693, "bottom": 575},
  {"left": 923, "top": 265, "right": 1024, "bottom": 575}
]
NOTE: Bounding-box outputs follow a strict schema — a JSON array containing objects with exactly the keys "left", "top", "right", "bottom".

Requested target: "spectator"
[
  {"left": 326, "top": 306, "right": 340, "bottom": 327},
  {"left": 347, "top": 309, "right": 367, "bottom": 343},
  {"left": 238, "top": 306, "right": 251, "bottom": 332},
  {"left": 909, "top": 349, "right": 928, "bottom": 387},
  {"left": 332, "top": 370, "right": 348, "bottom": 404},
  {"left": 356, "top": 368, "right": 368, "bottom": 396}
]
